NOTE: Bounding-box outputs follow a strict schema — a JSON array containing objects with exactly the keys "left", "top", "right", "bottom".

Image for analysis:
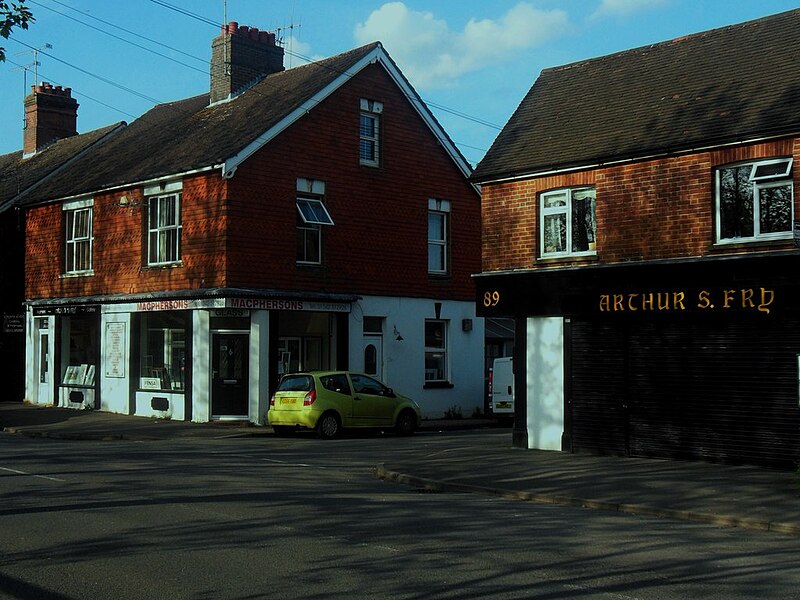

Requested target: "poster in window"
[{"left": 105, "top": 322, "right": 126, "bottom": 378}]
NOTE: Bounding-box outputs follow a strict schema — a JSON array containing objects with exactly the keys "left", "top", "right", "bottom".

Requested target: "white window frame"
[
  {"left": 296, "top": 198, "right": 334, "bottom": 226},
  {"left": 540, "top": 186, "right": 597, "bottom": 257},
  {"left": 296, "top": 178, "right": 332, "bottom": 265},
  {"left": 428, "top": 198, "right": 450, "bottom": 275},
  {"left": 715, "top": 158, "right": 794, "bottom": 244},
  {"left": 359, "top": 99, "right": 383, "bottom": 167},
  {"left": 63, "top": 197, "right": 94, "bottom": 275},
  {"left": 424, "top": 319, "right": 449, "bottom": 383},
  {"left": 146, "top": 180, "right": 183, "bottom": 266}
]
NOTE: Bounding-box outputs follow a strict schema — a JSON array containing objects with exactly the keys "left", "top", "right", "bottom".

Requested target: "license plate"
[{"left": 280, "top": 398, "right": 297, "bottom": 405}]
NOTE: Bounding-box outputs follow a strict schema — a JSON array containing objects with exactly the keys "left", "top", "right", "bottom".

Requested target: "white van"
[{"left": 490, "top": 357, "right": 514, "bottom": 421}]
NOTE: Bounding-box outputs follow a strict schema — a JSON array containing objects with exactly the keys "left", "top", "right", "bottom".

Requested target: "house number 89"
[{"left": 483, "top": 291, "right": 501, "bottom": 307}]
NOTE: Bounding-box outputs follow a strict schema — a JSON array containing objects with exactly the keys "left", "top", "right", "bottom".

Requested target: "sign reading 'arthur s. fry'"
[{"left": 599, "top": 288, "right": 776, "bottom": 314}]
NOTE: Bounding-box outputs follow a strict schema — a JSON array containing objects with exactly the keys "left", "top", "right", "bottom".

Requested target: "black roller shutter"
[
  {"left": 569, "top": 317, "right": 800, "bottom": 468},
  {"left": 628, "top": 318, "right": 800, "bottom": 468}
]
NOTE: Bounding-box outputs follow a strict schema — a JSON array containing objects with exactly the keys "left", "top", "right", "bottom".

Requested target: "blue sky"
[{"left": 1, "top": 0, "right": 798, "bottom": 165}]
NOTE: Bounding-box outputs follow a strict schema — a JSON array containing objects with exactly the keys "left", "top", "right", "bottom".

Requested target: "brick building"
[
  {"left": 0, "top": 84, "right": 123, "bottom": 404},
  {"left": 472, "top": 10, "right": 800, "bottom": 468},
  {"left": 20, "top": 24, "right": 482, "bottom": 423}
]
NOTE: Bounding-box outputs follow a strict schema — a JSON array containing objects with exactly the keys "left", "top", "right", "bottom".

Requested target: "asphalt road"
[{"left": 1, "top": 429, "right": 798, "bottom": 599}]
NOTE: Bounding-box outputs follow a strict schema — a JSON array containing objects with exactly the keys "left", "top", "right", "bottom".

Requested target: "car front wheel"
[{"left": 316, "top": 412, "right": 341, "bottom": 439}]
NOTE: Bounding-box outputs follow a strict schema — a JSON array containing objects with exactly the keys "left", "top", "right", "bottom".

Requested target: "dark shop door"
[
  {"left": 211, "top": 332, "right": 249, "bottom": 417},
  {"left": 568, "top": 321, "right": 629, "bottom": 456}
]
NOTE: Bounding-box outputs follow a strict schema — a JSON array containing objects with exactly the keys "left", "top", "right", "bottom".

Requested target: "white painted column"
[
  {"left": 526, "top": 317, "right": 565, "bottom": 451},
  {"left": 249, "top": 310, "right": 270, "bottom": 425},
  {"left": 192, "top": 310, "right": 210, "bottom": 422}
]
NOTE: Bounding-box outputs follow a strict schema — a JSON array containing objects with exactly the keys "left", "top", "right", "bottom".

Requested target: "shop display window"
[
  {"left": 139, "top": 313, "right": 187, "bottom": 391},
  {"left": 61, "top": 315, "right": 98, "bottom": 387}
]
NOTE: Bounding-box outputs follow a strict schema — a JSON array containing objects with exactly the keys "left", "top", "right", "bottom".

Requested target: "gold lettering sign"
[{"left": 599, "top": 288, "right": 775, "bottom": 314}]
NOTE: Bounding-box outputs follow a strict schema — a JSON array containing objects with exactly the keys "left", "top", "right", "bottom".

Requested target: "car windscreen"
[{"left": 277, "top": 375, "right": 314, "bottom": 392}]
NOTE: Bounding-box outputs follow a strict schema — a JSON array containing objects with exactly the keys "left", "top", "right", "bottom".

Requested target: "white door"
[
  {"left": 363, "top": 334, "right": 383, "bottom": 379},
  {"left": 36, "top": 324, "right": 53, "bottom": 405}
]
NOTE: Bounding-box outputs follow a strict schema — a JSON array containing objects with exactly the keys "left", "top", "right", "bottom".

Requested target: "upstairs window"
[
  {"left": 296, "top": 178, "right": 333, "bottom": 265},
  {"left": 717, "top": 158, "right": 794, "bottom": 243},
  {"left": 540, "top": 187, "right": 596, "bottom": 257},
  {"left": 146, "top": 181, "right": 182, "bottom": 266},
  {"left": 428, "top": 198, "right": 450, "bottom": 275},
  {"left": 64, "top": 197, "right": 93, "bottom": 274},
  {"left": 360, "top": 99, "right": 383, "bottom": 167}
]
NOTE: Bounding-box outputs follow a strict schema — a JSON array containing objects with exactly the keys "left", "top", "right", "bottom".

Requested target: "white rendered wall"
[
  {"left": 526, "top": 317, "right": 564, "bottom": 451},
  {"left": 349, "top": 296, "right": 484, "bottom": 419}
]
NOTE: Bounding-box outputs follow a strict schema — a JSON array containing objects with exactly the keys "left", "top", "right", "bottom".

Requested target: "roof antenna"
[
  {"left": 12, "top": 43, "right": 52, "bottom": 130},
  {"left": 275, "top": 22, "right": 301, "bottom": 67}
]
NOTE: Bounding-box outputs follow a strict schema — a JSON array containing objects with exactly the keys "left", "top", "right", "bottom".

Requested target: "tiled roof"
[
  {"left": 0, "top": 124, "right": 122, "bottom": 212},
  {"left": 472, "top": 9, "right": 800, "bottom": 182},
  {"left": 25, "top": 43, "right": 382, "bottom": 203}
]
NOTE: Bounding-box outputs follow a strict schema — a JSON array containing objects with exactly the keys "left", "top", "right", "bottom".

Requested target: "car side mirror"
[{"left": 385, "top": 388, "right": 396, "bottom": 398}]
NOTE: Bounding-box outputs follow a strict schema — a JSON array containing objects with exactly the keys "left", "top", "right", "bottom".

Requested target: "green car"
[{"left": 268, "top": 371, "right": 421, "bottom": 439}]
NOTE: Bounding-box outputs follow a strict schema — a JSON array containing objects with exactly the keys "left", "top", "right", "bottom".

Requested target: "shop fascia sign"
[
  {"left": 108, "top": 298, "right": 351, "bottom": 313},
  {"left": 598, "top": 287, "right": 776, "bottom": 314}
]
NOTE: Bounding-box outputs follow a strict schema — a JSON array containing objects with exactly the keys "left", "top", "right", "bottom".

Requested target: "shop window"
[
  {"left": 63, "top": 198, "right": 93, "bottom": 274},
  {"left": 61, "top": 314, "right": 98, "bottom": 387},
  {"left": 428, "top": 199, "right": 450, "bottom": 275},
  {"left": 716, "top": 158, "right": 794, "bottom": 242},
  {"left": 139, "top": 313, "right": 187, "bottom": 391},
  {"left": 424, "top": 319, "right": 448, "bottom": 383},
  {"left": 360, "top": 98, "right": 383, "bottom": 167},
  {"left": 146, "top": 181, "right": 182, "bottom": 266},
  {"left": 540, "top": 187, "right": 596, "bottom": 257}
]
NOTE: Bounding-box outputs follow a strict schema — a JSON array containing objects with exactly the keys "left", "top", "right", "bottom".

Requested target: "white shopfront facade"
[{"left": 25, "top": 293, "right": 484, "bottom": 423}]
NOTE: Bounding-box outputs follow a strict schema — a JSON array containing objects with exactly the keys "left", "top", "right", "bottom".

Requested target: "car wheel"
[
  {"left": 316, "top": 412, "right": 341, "bottom": 439},
  {"left": 395, "top": 410, "right": 417, "bottom": 436}
]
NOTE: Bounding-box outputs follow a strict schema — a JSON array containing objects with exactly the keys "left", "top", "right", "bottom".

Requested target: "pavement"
[{"left": 2, "top": 401, "right": 799, "bottom": 536}]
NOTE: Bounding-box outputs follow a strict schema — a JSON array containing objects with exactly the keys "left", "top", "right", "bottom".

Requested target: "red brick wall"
[
  {"left": 26, "top": 175, "right": 229, "bottom": 299},
  {"left": 26, "top": 63, "right": 480, "bottom": 302},
  {"left": 226, "top": 62, "right": 480, "bottom": 300},
  {"left": 481, "top": 138, "right": 798, "bottom": 272}
]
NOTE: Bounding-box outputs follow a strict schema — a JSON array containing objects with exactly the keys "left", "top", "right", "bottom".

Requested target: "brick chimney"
[
  {"left": 23, "top": 83, "right": 79, "bottom": 155},
  {"left": 210, "top": 22, "right": 285, "bottom": 104}
]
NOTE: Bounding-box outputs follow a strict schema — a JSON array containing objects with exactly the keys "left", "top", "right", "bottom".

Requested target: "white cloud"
[
  {"left": 283, "top": 35, "right": 326, "bottom": 68},
  {"left": 592, "top": 0, "right": 668, "bottom": 18},
  {"left": 354, "top": 2, "right": 569, "bottom": 89}
]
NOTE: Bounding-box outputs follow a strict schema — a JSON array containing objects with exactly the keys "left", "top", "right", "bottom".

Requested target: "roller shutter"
[{"left": 569, "top": 317, "right": 800, "bottom": 468}]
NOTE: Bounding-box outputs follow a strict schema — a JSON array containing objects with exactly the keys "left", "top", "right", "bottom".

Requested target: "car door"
[{"left": 349, "top": 373, "right": 396, "bottom": 426}]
